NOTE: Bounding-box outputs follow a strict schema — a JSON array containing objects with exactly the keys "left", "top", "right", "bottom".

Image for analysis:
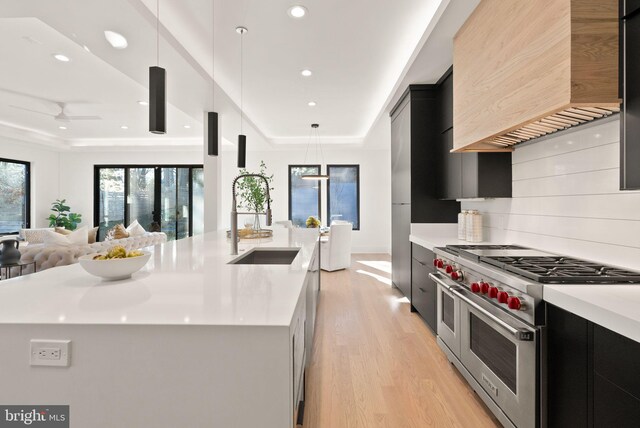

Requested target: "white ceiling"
[{"left": 0, "top": 0, "right": 471, "bottom": 149}]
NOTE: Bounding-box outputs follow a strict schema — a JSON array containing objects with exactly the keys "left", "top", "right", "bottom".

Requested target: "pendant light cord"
[
  {"left": 240, "top": 30, "right": 244, "bottom": 135},
  {"left": 156, "top": 0, "right": 160, "bottom": 66},
  {"left": 303, "top": 125, "right": 313, "bottom": 164}
]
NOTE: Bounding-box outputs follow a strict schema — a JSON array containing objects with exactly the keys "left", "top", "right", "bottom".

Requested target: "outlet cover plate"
[{"left": 30, "top": 340, "right": 71, "bottom": 367}]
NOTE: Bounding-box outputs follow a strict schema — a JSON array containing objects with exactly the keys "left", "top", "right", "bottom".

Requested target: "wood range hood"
[{"left": 452, "top": 0, "right": 620, "bottom": 152}]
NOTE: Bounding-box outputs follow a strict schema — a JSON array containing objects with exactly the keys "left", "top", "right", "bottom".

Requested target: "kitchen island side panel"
[{"left": 0, "top": 324, "right": 291, "bottom": 428}]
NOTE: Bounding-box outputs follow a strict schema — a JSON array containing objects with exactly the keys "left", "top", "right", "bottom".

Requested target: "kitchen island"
[{"left": 0, "top": 228, "right": 320, "bottom": 428}]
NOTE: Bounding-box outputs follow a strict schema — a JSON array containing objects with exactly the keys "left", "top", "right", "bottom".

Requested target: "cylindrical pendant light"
[
  {"left": 236, "top": 26, "right": 247, "bottom": 168},
  {"left": 149, "top": 0, "right": 166, "bottom": 134},
  {"left": 149, "top": 66, "right": 166, "bottom": 134},
  {"left": 207, "top": 111, "right": 218, "bottom": 156},
  {"left": 237, "top": 134, "right": 247, "bottom": 168}
]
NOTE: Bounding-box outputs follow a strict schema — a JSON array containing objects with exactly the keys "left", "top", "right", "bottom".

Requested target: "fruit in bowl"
[{"left": 79, "top": 246, "right": 152, "bottom": 281}]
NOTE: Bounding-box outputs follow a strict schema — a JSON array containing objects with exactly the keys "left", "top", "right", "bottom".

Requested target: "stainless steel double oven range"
[{"left": 430, "top": 244, "right": 640, "bottom": 428}]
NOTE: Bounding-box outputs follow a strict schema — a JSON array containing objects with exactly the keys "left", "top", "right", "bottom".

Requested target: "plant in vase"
[
  {"left": 306, "top": 216, "right": 321, "bottom": 228},
  {"left": 236, "top": 161, "right": 274, "bottom": 231},
  {"left": 47, "top": 199, "right": 82, "bottom": 230}
]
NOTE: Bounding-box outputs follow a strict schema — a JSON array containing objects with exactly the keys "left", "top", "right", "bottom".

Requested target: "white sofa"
[{"left": 19, "top": 232, "right": 167, "bottom": 273}]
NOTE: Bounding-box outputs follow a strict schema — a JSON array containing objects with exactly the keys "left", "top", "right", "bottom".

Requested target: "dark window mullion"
[
  {"left": 124, "top": 167, "right": 130, "bottom": 227},
  {"left": 188, "top": 167, "right": 194, "bottom": 237}
]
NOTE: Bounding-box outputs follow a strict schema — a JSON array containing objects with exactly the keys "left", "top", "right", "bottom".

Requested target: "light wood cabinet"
[{"left": 453, "top": 0, "right": 620, "bottom": 152}]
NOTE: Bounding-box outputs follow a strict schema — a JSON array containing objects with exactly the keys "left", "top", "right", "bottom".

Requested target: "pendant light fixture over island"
[
  {"left": 302, "top": 123, "right": 329, "bottom": 180},
  {"left": 149, "top": 0, "right": 166, "bottom": 134},
  {"left": 236, "top": 26, "right": 248, "bottom": 168}
]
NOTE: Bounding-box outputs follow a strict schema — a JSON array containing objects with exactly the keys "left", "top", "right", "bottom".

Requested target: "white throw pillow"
[
  {"left": 21, "top": 228, "right": 54, "bottom": 244},
  {"left": 43, "top": 226, "right": 89, "bottom": 247},
  {"left": 126, "top": 219, "right": 146, "bottom": 237}
]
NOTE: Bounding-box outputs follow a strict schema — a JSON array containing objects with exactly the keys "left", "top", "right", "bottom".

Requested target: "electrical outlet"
[{"left": 30, "top": 340, "right": 71, "bottom": 367}]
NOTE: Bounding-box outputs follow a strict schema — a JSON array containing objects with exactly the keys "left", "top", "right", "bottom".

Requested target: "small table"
[{"left": 0, "top": 261, "right": 37, "bottom": 280}]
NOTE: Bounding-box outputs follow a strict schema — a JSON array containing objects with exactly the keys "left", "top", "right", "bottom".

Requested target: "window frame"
[
  {"left": 0, "top": 157, "right": 31, "bottom": 234},
  {"left": 288, "top": 164, "right": 321, "bottom": 226},
  {"left": 93, "top": 164, "right": 203, "bottom": 241},
  {"left": 326, "top": 164, "right": 360, "bottom": 230}
]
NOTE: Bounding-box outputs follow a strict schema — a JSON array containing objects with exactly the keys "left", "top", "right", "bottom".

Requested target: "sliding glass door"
[{"left": 95, "top": 165, "right": 203, "bottom": 241}]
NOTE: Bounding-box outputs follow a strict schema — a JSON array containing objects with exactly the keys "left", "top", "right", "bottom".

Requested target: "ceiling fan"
[{"left": 10, "top": 102, "right": 101, "bottom": 123}]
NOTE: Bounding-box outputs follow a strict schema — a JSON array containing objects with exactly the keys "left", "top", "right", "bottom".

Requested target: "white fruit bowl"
[{"left": 78, "top": 251, "right": 152, "bottom": 281}]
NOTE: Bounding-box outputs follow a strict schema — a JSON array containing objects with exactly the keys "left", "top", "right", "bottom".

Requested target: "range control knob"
[
  {"left": 451, "top": 270, "right": 463, "bottom": 281},
  {"left": 436, "top": 260, "right": 444, "bottom": 268},
  {"left": 488, "top": 287, "right": 499, "bottom": 299},
  {"left": 471, "top": 282, "right": 481, "bottom": 293},
  {"left": 445, "top": 265, "right": 454, "bottom": 274},
  {"left": 480, "top": 282, "right": 490, "bottom": 294},
  {"left": 433, "top": 258, "right": 440, "bottom": 267},
  {"left": 507, "top": 296, "right": 522, "bottom": 310},
  {"left": 497, "top": 291, "right": 509, "bottom": 304}
]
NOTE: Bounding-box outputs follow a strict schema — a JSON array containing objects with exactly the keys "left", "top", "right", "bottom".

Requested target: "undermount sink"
[{"left": 228, "top": 248, "right": 300, "bottom": 265}]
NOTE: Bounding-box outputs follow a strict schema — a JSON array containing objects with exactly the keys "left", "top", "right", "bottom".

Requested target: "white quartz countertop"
[
  {"left": 0, "top": 228, "right": 318, "bottom": 327},
  {"left": 544, "top": 284, "right": 640, "bottom": 343}
]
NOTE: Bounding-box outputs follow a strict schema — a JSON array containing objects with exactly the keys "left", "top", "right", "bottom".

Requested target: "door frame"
[{"left": 94, "top": 164, "right": 203, "bottom": 240}]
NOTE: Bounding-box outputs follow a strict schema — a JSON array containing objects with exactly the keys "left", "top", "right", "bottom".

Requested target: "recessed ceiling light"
[
  {"left": 104, "top": 30, "right": 128, "bottom": 49},
  {"left": 308, "top": 101, "right": 317, "bottom": 107},
  {"left": 58, "top": 126, "right": 67, "bottom": 130},
  {"left": 137, "top": 100, "right": 149, "bottom": 106},
  {"left": 120, "top": 125, "right": 129, "bottom": 130},
  {"left": 288, "top": 5, "right": 307, "bottom": 18},
  {"left": 301, "top": 69, "right": 312, "bottom": 77},
  {"left": 183, "top": 125, "right": 191, "bottom": 129},
  {"left": 83, "top": 45, "right": 91, "bottom": 53},
  {"left": 53, "top": 54, "right": 70, "bottom": 62}
]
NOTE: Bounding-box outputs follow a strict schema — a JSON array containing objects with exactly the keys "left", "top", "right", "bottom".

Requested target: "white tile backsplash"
[{"left": 462, "top": 118, "right": 640, "bottom": 270}]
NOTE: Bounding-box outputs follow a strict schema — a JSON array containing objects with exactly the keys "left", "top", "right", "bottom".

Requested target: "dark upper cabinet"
[
  {"left": 441, "top": 129, "right": 462, "bottom": 200},
  {"left": 390, "top": 85, "right": 460, "bottom": 222},
  {"left": 437, "top": 69, "right": 513, "bottom": 200},
  {"left": 391, "top": 97, "right": 412, "bottom": 204},
  {"left": 439, "top": 67, "right": 453, "bottom": 133},
  {"left": 621, "top": 0, "right": 640, "bottom": 189}
]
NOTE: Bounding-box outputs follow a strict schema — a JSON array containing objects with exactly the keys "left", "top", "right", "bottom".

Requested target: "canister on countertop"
[{"left": 458, "top": 210, "right": 467, "bottom": 240}]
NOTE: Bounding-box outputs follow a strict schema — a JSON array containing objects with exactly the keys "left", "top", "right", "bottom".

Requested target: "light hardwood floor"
[{"left": 303, "top": 254, "right": 500, "bottom": 428}]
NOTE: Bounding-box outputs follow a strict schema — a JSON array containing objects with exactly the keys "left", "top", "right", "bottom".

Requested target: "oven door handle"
[{"left": 429, "top": 272, "right": 535, "bottom": 342}]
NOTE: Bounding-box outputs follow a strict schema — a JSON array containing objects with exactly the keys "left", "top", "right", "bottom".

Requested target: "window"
[
  {"left": 0, "top": 158, "right": 30, "bottom": 234},
  {"left": 288, "top": 165, "right": 321, "bottom": 227},
  {"left": 327, "top": 165, "right": 360, "bottom": 229},
  {"left": 95, "top": 165, "right": 204, "bottom": 241}
]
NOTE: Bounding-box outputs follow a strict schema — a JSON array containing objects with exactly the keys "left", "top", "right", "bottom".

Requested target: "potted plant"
[
  {"left": 306, "top": 216, "right": 321, "bottom": 228},
  {"left": 236, "top": 161, "right": 274, "bottom": 230},
  {"left": 47, "top": 199, "right": 82, "bottom": 230}
]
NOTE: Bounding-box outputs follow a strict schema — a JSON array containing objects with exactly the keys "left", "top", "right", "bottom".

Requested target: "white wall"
[
  {"left": 462, "top": 118, "right": 640, "bottom": 270},
  {"left": 0, "top": 137, "right": 60, "bottom": 228},
  {"left": 219, "top": 119, "right": 392, "bottom": 254},
  {"left": 58, "top": 148, "right": 203, "bottom": 227}
]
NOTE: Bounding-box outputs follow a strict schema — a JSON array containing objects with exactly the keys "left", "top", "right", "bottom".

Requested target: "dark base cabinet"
[
  {"left": 411, "top": 244, "right": 436, "bottom": 333},
  {"left": 547, "top": 304, "right": 640, "bottom": 428}
]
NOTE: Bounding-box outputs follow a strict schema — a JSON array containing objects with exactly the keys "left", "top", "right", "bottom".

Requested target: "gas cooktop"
[{"left": 444, "top": 244, "right": 640, "bottom": 284}]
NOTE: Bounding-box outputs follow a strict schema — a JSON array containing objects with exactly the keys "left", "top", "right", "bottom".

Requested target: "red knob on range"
[
  {"left": 497, "top": 291, "right": 509, "bottom": 304},
  {"left": 507, "top": 296, "right": 522, "bottom": 310},
  {"left": 445, "top": 265, "right": 454, "bottom": 274},
  {"left": 437, "top": 260, "right": 444, "bottom": 268},
  {"left": 488, "top": 287, "right": 499, "bottom": 299},
  {"left": 471, "top": 282, "right": 481, "bottom": 293},
  {"left": 433, "top": 258, "right": 440, "bottom": 267},
  {"left": 451, "top": 270, "right": 463, "bottom": 281},
  {"left": 480, "top": 282, "right": 490, "bottom": 294}
]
